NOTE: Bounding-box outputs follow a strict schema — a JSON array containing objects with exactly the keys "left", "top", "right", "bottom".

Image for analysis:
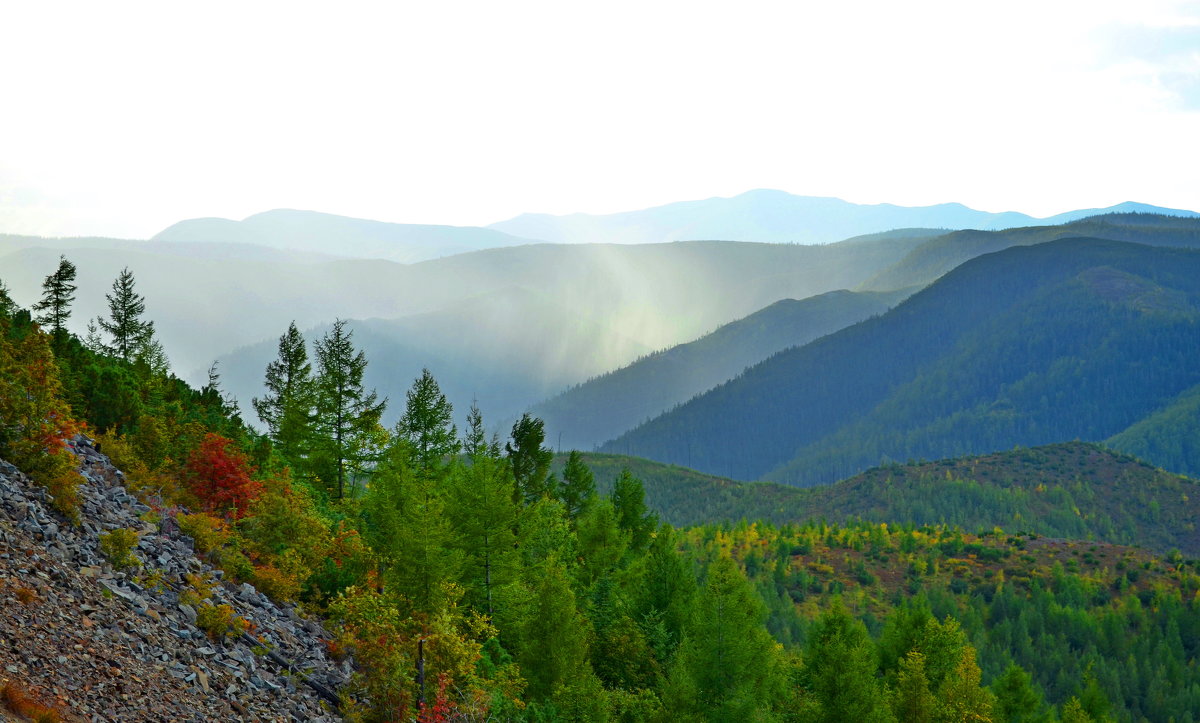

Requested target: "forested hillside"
[
  {"left": 563, "top": 443, "right": 1200, "bottom": 555},
  {"left": 5, "top": 259, "right": 1199, "bottom": 721},
  {"left": 536, "top": 289, "right": 909, "bottom": 450},
  {"left": 862, "top": 212, "right": 1200, "bottom": 291},
  {"left": 607, "top": 238, "right": 1200, "bottom": 485}
]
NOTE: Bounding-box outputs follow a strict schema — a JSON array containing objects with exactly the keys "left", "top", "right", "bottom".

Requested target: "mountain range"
[
  {"left": 605, "top": 229, "right": 1200, "bottom": 485},
  {"left": 489, "top": 189, "right": 1199, "bottom": 245}
]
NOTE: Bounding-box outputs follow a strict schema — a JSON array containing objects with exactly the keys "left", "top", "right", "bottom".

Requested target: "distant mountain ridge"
[
  {"left": 489, "top": 189, "right": 1200, "bottom": 245},
  {"left": 604, "top": 233, "right": 1200, "bottom": 485},
  {"left": 147, "top": 193, "right": 1200, "bottom": 260},
  {"left": 152, "top": 209, "right": 536, "bottom": 263}
]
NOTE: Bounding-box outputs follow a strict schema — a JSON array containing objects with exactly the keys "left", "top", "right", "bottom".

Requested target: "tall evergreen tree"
[
  {"left": 0, "top": 279, "right": 17, "bottom": 319},
  {"left": 462, "top": 399, "right": 498, "bottom": 461},
  {"left": 395, "top": 368, "right": 459, "bottom": 478},
  {"left": 252, "top": 322, "right": 315, "bottom": 465},
  {"left": 313, "top": 319, "right": 386, "bottom": 499},
  {"left": 799, "top": 601, "right": 893, "bottom": 722},
  {"left": 32, "top": 255, "right": 77, "bottom": 337},
  {"left": 506, "top": 413, "right": 554, "bottom": 504},
  {"left": 666, "top": 554, "right": 784, "bottom": 720},
  {"left": 559, "top": 450, "right": 596, "bottom": 520},
  {"left": 519, "top": 557, "right": 592, "bottom": 701},
  {"left": 611, "top": 469, "right": 658, "bottom": 552},
  {"left": 365, "top": 444, "right": 463, "bottom": 614},
  {"left": 98, "top": 267, "right": 154, "bottom": 361}
]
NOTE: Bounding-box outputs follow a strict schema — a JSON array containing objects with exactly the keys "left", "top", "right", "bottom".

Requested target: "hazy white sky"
[{"left": 2, "top": 0, "right": 1198, "bottom": 238}]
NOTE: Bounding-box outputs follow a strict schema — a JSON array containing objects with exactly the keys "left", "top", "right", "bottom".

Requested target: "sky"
[{"left": 1, "top": 0, "right": 1198, "bottom": 239}]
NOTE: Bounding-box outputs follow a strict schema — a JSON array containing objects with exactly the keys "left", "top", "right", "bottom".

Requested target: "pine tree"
[
  {"left": 506, "top": 413, "right": 553, "bottom": 504},
  {"left": 98, "top": 267, "right": 154, "bottom": 361},
  {"left": 395, "top": 368, "right": 459, "bottom": 478},
  {"left": 252, "top": 322, "right": 315, "bottom": 465},
  {"left": 32, "top": 255, "right": 77, "bottom": 337},
  {"left": 312, "top": 319, "right": 387, "bottom": 499}
]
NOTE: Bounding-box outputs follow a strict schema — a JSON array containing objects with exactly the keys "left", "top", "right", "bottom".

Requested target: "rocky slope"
[{"left": 0, "top": 439, "right": 348, "bottom": 722}]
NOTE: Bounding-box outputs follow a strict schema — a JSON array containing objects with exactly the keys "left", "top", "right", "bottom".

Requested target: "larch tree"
[
  {"left": 394, "top": 367, "right": 459, "bottom": 479},
  {"left": 666, "top": 554, "right": 784, "bottom": 721},
  {"left": 313, "top": 319, "right": 386, "bottom": 500},
  {"left": 98, "top": 267, "right": 154, "bottom": 361},
  {"left": 252, "top": 322, "right": 316, "bottom": 466},
  {"left": 506, "top": 413, "right": 553, "bottom": 505},
  {"left": 559, "top": 450, "right": 596, "bottom": 520},
  {"left": 32, "top": 255, "right": 77, "bottom": 338}
]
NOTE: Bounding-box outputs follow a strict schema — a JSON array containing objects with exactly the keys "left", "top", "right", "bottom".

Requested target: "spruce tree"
[
  {"left": 312, "top": 319, "right": 386, "bottom": 499},
  {"left": 98, "top": 267, "right": 154, "bottom": 361},
  {"left": 252, "top": 322, "right": 315, "bottom": 465},
  {"left": 32, "top": 255, "right": 77, "bottom": 337}
]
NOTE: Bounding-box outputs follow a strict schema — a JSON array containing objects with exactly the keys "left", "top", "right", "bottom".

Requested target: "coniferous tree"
[
  {"left": 559, "top": 450, "right": 596, "bottom": 520},
  {"left": 0, "top": 279, "right": 17, "bottom": 319},
  {"left": 462, "top": 399, "right": 499, "bottom": 460},
  {"left": 365, "top": 443, "right": 463, "bottom": 614},
  {"left": 447, "top": 449, "right": 518, "bottom": 616},
  {"left": 666, "top": 554, "right": 783, "bottom": 720},
  {"left": 519, "top": 557, "right": 592, "bottom": 700},
  {"left": 312, "top": 319, "right": 386, "bottom": 499},
  {"left": 252, "top": 322, "right": 315, "bottom": 465},
  {"left": 395, "top": 368, "right": 459, "bottom": 478},
  {"left": 32, "top": 255, "right": 77, "bottom": 337},
  {"left": 611, "top": 469, "right": 658, "bottom": 552},
  {"left": 98, "top": 267, "right": 154, "bottom": 361},
  {"left": 506, "top": 413, "right": 553, "bottom": 504},
  {"left": 799, "top": 601, "right": 893, "bottom": 722},
  {"left": 992, "top": 663, "right": 1044, "bottom": 723}
]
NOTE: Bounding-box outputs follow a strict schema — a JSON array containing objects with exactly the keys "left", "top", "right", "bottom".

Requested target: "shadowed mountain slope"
[{"left": 605, "top": 237, "right": 1200, "bottom": 485}]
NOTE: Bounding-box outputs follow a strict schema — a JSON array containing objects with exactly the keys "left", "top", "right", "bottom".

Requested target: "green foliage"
[
  {"left": 610, "top": 469, "right": 657, "bottom": 553},
  {"left": 394, "top": 367, "right": 459, "bottom": 478},
  {"left": 518, "top": 558, "right": 592, "bottom": 701},
  {"left": 97, "top": 267, "right": 154, "bottom": 361},
  {"left": 98, "top": 528, "right": 140, "bottom": 570},
  {"left": 507, "top": 413, "right": 554, "bottom": 504},
  {"left": 666, "top": 555, "right": 784, "bottom": 720},
  {"left": 559, "top": 449, "right": 595, "bottom": 520},
  {"left": 312, "top": 319, "right": 387, "bottom": 500},
  {"left": 32, "top": 255, "right": 77, "bottom": 338},
  {"left": 195, "top": 602, "right": 250, "bottom": 641},
  {"left": 251, "top": 321, "right": 315, "bottom": 466}
]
